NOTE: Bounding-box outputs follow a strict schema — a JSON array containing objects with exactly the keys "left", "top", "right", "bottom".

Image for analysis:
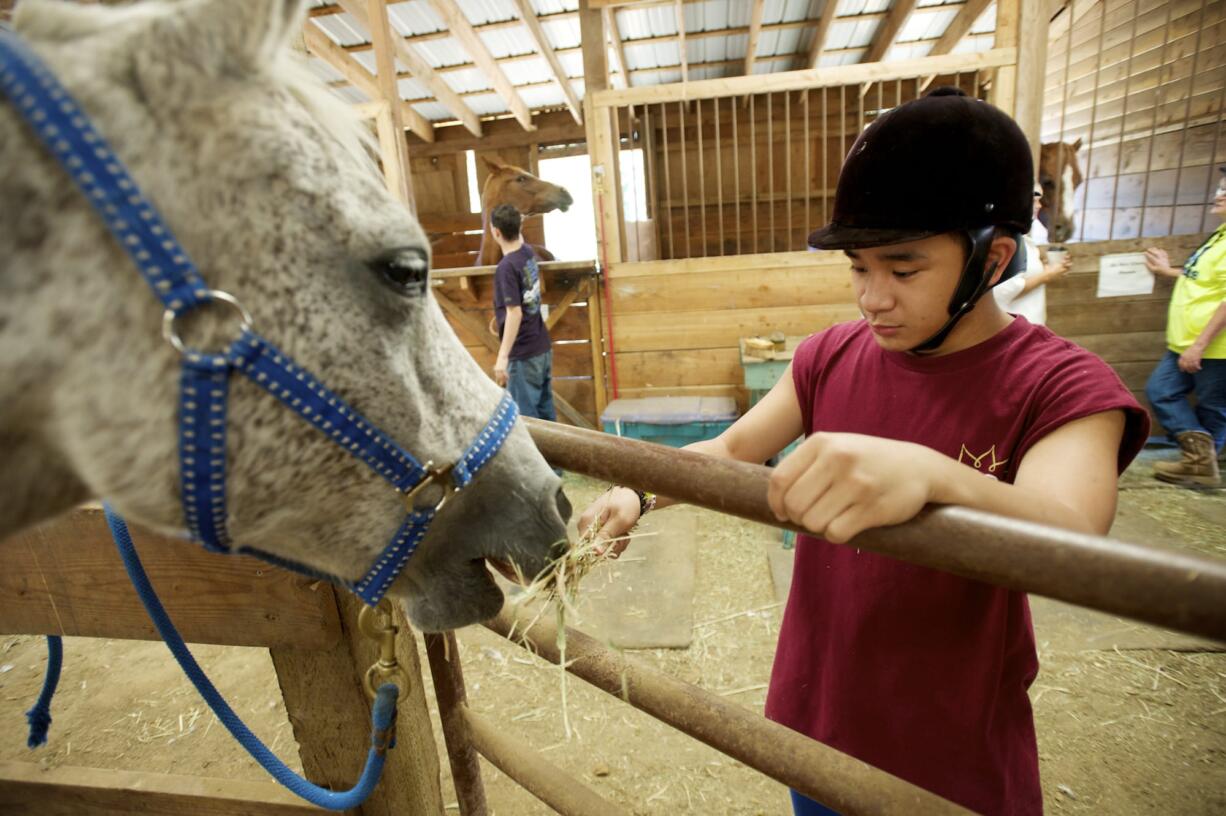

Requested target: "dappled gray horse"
[{"left": 0, "top": 0, "right": 569, "bottom": 631}]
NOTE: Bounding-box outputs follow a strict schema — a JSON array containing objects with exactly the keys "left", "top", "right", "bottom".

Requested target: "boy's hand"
[
  {"left": 767, "top": 433, "right": 934, "bottom": 544},
  {"left": 493, "top": 354, "right": 509, "bottom": 387},
  {"left": 577, "top": 487, "right": 641, "bottom": 557}
]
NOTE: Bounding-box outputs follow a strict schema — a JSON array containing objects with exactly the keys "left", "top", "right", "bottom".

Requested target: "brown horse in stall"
[
  {"left": 477, "top": 159, "right": 574, "bottom": 266},
  {"left": 1039, "top": 139, "right": 1084, "bottom": 242}
]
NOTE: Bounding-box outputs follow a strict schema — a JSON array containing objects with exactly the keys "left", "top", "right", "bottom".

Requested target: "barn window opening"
[
  {"left": 539, "top": 154, "right": 596, "bottom": 261},
  {"left": 465, "top": 149, "right": 481, "bottom": 214}
]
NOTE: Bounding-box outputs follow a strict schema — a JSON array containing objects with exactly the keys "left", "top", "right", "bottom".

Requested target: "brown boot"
[{"left": 1153, "top": 431, "right": 1222, "bottom": 488}]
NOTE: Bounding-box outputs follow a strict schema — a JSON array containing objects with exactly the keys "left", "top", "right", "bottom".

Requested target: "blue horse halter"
[{"left": 0, "top": 29, "right": 518, "bottom": 607}]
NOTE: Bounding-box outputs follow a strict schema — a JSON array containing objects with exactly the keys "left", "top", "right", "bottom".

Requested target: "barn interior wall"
[{"left": 1044, "top": 0, "right": 1226, "bottom": 241}]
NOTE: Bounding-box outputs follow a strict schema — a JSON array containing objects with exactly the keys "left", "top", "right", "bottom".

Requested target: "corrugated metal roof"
[{"left": 305, "top": 0, "right": 1000, "bottom": 126}]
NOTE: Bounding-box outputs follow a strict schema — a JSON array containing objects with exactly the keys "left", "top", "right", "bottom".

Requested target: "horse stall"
[{"left": 3, "top": 1, "right": 1226, "bottom": 816}]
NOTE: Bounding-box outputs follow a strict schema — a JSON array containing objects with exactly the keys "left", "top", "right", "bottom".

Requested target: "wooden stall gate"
[
  {"left": 432, "top": 261, "right": 606, "bottom": 429},
  {"left": 0, "top": 508, "right": 444, "bottom": 816}
]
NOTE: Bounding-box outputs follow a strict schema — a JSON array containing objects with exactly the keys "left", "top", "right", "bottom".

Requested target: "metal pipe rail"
[
  {"left": 462, "top": 709, "right": 631, "bottom": 816},
  {"left": 485, "top": 606, "right": 972, "bottom": 816},
  {"left": 525, "top": 419, "right": 1226, "bottom": 643}
]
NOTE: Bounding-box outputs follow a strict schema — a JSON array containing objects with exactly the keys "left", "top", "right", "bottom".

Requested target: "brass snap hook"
[{"left": 359, "top": 599, "right": 409, "bottom": 701}]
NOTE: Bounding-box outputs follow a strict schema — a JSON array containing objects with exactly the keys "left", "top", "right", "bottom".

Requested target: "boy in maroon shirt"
[{"left": 579, "top": 88, "right": 1148, "bottom": 815}]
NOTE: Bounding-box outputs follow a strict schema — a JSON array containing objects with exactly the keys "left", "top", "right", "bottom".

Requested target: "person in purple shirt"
[{"left": 489, "top": 204, "right": 556, "bottom": 422}]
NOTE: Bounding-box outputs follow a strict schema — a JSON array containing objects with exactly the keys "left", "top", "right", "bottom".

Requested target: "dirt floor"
[{"left": 2, "top": 453, "right": 1225, "bottom": 815}]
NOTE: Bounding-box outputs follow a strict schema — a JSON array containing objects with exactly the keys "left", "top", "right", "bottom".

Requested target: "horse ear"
[
  {"left": 133, "top": 0, "right": 306, "bottom": 100},
  {"left": 483, "top": 158, "right": 509, "bottom": 173},
  {"left": 1069, "top": 138, "right": 1083, "bottom": 152}
]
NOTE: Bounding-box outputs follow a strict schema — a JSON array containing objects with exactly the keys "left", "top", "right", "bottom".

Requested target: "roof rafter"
[
  {"left": 802, "top": 0, "right": 840, "bottom": 70},
  {"left": 427, "top": 0, "right": 536, "bottom": 131},
  {"left": 743, "top": 0, "right": 766, "bottom": 75},
  {"left": 674, "top": 0, "right": 688, "bottom": 84},
  {"left": 929, "top": 0, "right": 994, "bottom": 56},
  {"left": 862, "top": 0, "right": 920, "bottom": 64},
  {"left": 512, "top": 0, "right": 582, "bottom": 124},
  {"left": 604, "top": 7, "right": 632, "bottom": 89},
  {"left": 302, "top": 22, "right": 435, "bottom": 142},
  {"left": 336, "top": 0, "right": 482, "bottom": 137}
]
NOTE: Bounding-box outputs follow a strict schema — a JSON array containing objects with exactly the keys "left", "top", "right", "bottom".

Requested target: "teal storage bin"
[{"left": 601, "top": 396, "right": 739, "bottom": 448}]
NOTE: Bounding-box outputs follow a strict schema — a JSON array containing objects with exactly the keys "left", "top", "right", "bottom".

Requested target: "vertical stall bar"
[
  {"left": 425, "top": 632, "right": 488, "bottom": 816},
  {"left": 1166, "top": 0, "right": 1209, "bottom": 235}
]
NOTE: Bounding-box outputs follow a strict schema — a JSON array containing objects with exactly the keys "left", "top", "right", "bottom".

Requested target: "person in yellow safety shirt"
[{"left": 1143, "top": 167, "right": 1226, "bottom": 488}]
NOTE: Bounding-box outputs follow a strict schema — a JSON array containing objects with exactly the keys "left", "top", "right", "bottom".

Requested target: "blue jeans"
[
  {"left": 507, "top": 350, "right": 556, "bottom": 422},
  {"left": 1145, "top": 351, "right": 1226, "bottom": 450},
  {"left": 791, "top": 790, "right": 840, "bottom": 816}
]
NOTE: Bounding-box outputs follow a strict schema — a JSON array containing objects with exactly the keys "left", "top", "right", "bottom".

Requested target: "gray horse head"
[{"left": 0, "top": 0, "right": 570, "bottom": 631}]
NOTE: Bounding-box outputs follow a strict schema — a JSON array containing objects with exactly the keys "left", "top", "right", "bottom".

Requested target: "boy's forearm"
[
  {"left": 498, "top": 312, "right": 522, "bottom": 359},
  {"left": 923, "top": 448, "right": 1099, "bottom": 535}
]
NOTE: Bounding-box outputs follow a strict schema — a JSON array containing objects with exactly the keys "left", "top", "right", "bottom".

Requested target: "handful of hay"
[{"left": 507, "top": 512, "right": 656, "bottom": 739}]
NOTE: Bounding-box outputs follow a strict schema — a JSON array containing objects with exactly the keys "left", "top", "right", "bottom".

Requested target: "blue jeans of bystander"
[
  {"left": 1145, "top": 351, "right": 1226, "bottom": 451},
  {"left": 507, "top": 350, "right": 557, "bottom": 422}
]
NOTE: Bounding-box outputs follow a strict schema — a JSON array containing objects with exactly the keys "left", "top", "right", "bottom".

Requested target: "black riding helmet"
[{"left": 807, "top": 87, "right": 1034, "bottom": 353}]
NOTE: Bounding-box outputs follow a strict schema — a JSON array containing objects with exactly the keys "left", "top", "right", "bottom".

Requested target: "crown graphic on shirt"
[{"left": 958, "top": 444, "right": 1008, "bottom": 474}]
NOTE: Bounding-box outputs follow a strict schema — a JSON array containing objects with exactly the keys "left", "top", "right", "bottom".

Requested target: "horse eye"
[
  {"left": 371, "top": 247, "right": 430, "bottom": 297},
  {"left": 517, "top": 175, "right": 527, "bottom": 182}
]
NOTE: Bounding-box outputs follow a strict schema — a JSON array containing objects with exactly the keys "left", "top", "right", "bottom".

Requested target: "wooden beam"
[
  {"left": 862, "top": 0, "right": 919, "bottom": 64},
  {"left": 0, "top": 763, "right": 320, "bottom": 815},
  {"left": 428, "top": 0, "right": 536, "bottom": 131},
  {"left": 553, "top": 393, "right": 597, "bottom": 430},
  {"left": 335, "top": 0, "right": 481, "bottom": 137},
  {"left": 675, "top": 0, "right": 688, "bottom": 84},
  {"left": 802, "top": 0, "right": 838, "bottom": 70},
  {"left": 272, "top": 592, "right": 445, "bottom": 816},
  {"left": 605, "top": 7, "right": 632, "bottom": 90},
  {"left": 407, "top": 110, "right": 586, "bottom": 158},
  {"left": 435, "top": 290, "right": 500, "bottom": 353},
  {"left": 591, "top": 47, "right": 1017, "bottom": 107},
  {"left": 928, "top": 0, "right": 994, "bottom": 57},
  {"left": 580, "top": 0, "right": 624, "bottom": 266},
  {"left": 993, "top": 0, "right": 1020, "bottom": 115},
  {"left": 743, "top": 0, "right": 766, "bottom": 75},
  {"left": 303, "top": 23, "right": 435, "bottom": 142},
  {"left": 366, "top": 0, "right": 415, "bottom": 210},
  {"left": 0, "top": 507, "right": 341, "bottom": 649},
  {"left": 514, "top": 0, "right": 583, "bottom": 125},
  {"left": 1014, "top": 0, "right": 1048, "bottom": 171},
  {"left": 545, "top": 281, "right": 585, "bottom": 330}
]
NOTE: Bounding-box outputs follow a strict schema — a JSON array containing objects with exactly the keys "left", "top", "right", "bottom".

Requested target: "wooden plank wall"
[
  {"left": 606, "top": 233, "right": 1205, "bottom": 430},
  {"left": 631, "top": 72, "right": 986, "bottom": 260},
  {"left": 1044, "top": 0, "right": 1226, "bottom": 239},
  {"left": 606, "top": 252, "right": 860, "bottom": 411},
  {"left": 433, "top": 263, "right": 600, "bottom": 426}
]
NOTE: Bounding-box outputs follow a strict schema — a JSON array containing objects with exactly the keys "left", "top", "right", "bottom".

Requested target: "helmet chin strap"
[{"left": 909, "top": 225, "right": 1000, "bottom": 354}]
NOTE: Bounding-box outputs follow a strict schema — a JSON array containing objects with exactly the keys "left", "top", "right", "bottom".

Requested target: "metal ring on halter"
[
  {"left": 401, "top": 461, "right": 459, "bottom": 514},
  {"left": 161, "top": 290, "right": 254, "bottom": 356}
]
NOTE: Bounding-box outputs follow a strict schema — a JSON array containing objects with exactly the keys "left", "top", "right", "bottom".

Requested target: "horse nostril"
[{"left": 555, "top": 487, "right": 572, "bottom": 523}]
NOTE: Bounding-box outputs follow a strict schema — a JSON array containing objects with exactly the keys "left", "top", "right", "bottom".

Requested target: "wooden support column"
[
  {"left": 580, "top": 0, "right": 623, "bottom": 266},
  {"left": 585, "top": 276, "right": 609, "bottom": 416},
  {"left": 1013, "top": 0, "right": 1048, "bottom": 171},
  {"left": 992, "top": 0, "right": 1019, "bottom": 117},
  {"left": 271, "top": 592, "right": 445, "bottom": 816},
  {"left": 581, "top": 0, "right": 619, "bottom": 413},
  {"left": 365, "top": 0, "right": 416, "bottom": 211}
]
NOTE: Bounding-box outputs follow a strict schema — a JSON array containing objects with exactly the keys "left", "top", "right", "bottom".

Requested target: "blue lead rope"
[
  {"left": 100, "top": 504, "right": 398, "bottom": 811},
  {"left": 24, "top": 635, "right": 61, "bottom": 748}
]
